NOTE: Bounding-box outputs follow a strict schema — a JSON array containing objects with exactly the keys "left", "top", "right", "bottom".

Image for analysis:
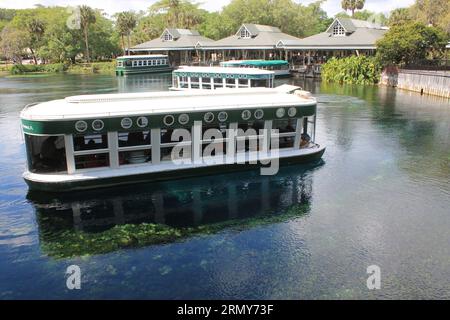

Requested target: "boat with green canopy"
[
  {"left": 20, "top": 86, "right": 324, "bottom": 192},
  {"left": 220, "top": 60, "right": 290, "bottom": 77},
  {"left": 170, "top": 66, "right": 275, "bottom": 90},
  {"left": 115, "top": 55, "right": 172, "bottom": 76}
]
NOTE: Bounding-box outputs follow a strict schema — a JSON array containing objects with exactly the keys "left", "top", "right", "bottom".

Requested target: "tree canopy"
[{"left": 376, "top": 22, "right": 447, "bottom": 66}]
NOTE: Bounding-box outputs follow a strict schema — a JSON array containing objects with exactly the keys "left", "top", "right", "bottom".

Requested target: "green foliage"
[
  {"left": 219, "top": 0, "right": 331, "bottom": 38},
  {"left": 10, "top": 63, "right": 68, "bottom": 74},
  {"left": 376, "top": 22, "right": 447, "bottom": 66},
  {"left": 66, "top": 61, "right": 116, "bottom": 74},
  {"left": 341, "top": 0, "right": 365, "bottom": 17},
  {"left": 116, "top": 11, "right": 138, "bottom": 52},
  {"left": 40, "top": 203, "right": 310, "bottom": 258},
  {"left": 321, "top": 56, "right": 382, "bottom": 85},
  {"left": 387, "top": 1, "right": 449, "bottom": 35},
  {"left": 336, "top": 10, "right": 387, "bottom": 26}
]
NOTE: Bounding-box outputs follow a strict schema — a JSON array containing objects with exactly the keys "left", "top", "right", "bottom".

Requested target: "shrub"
[
  {"left": 321, "top": 55, "right": 382, "bottom": 85},
  {"left": 10, "top": 63, "right": 68, "bottom": 74}
]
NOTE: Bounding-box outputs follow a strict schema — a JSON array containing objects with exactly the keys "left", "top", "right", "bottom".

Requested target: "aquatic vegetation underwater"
[{"left": 38, "top": 203, "right": 310, "bottom": 259}]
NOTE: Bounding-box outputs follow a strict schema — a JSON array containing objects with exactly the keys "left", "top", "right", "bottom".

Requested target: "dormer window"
[
  {"left": 332, "top": 22, "right": 346, "bottom": 36},
  {"left": 239, "top": 27, "right": 251, "bottom": 39},
  {"left": 162, "top": 31, "right": 173, "bottom": 41}
]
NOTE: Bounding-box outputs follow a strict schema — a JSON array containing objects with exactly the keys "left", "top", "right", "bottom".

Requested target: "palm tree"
[
  {"left": 151, "top": 0, "right": 202, "bottom": 28},
  {"left": 26, "top": 18, "right": 45, "bottom": 64},
  {"left": 341, "top": 0, "right": 365, "bottom": 17},
  {"left": 79, "top": 5, "right": 96, "bottom": 63},
  {"left": 116, "top": 12, "right": 137, "bottom": 55}
]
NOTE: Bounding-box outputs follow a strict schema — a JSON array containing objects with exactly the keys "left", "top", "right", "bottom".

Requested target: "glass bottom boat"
[
  {"left": 115, "top": 55, "right": 173, "bottom": 76},
  {"left": 170, "top": 66, "right": 275, "bottom": 90},
  {"left": 220, "top": 60, "right": 291, "bottom": 77},
  {"left": 20, "top": 87, "right": 325, "bottom": 192}
]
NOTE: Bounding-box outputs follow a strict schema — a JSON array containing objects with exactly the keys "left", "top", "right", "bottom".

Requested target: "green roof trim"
[
  {"left": 223, "top": 60, "right": 288, "bottom": 67},
  {"left": 172, "top": 71, "right": 272, "bottom": 79}
]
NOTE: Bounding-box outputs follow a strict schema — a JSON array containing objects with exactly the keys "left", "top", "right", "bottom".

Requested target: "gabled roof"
[
  {"left": 131, "top": 28, "right": 214, "bottom": 51},
  {"left": 325, "top": 18, "right": 385, "bottom": 34},
  {"left": 203, "top": 24, "right": 300, "bottom": 50},
  {"left": 279, "top": 18, "right": 388, "bottom": 50},
  {"left": 165, "top": 28, "right": 200, "bottom": 39}
]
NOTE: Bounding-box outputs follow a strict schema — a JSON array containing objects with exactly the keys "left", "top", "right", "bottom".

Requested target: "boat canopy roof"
[
  {"left": 222, "top": 60, "right": 289, "bottom": 66},
  {"left": 21, "top": 87, "right": 314, "bottom": 121},
  {"left": 174, "top": 66, "right": 274, "bottom": 77},
  {"left": 116, "top": 54, "right": 168, "bottom": 60}
]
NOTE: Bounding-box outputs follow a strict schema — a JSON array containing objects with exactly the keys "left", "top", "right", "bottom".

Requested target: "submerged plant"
[{"left": 39, "top": 203, "right": 310, "bottom": 259}]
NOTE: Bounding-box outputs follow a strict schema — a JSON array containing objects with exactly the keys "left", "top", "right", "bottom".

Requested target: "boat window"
[
  {"left": 179, "top": 76, "right": 189, "bottom": 89},
  {"left": 125, "top": 60, "right": 132, "bottom": 66},
  {"left": 252, "top": 79, "right": 269, "bottom": 88},
  {"left": 160, "top": 128, "right": 192, "bottom": 162},
  {"left": 202, "top": 78, "right": 211, "bottom": 89},
  {"left": 272, "top": 119, "right": 297, "bottom": 149},
  {"left": 118, "top": 131, "right": 151, "bottom": 147},
  {"left": 202, "top": 123, "right": 228, "bottom": 156},
  {"left": 138, "top": 60, "right": 143, "bottom": 66},
  {"left": 225, "top": 78, "right": 236, "bottom": 88},
  {"left": 237, "top": 121, "right": 264, "bottom": 152},
  {"left": 117, "top": 61, "right": 123, "bottom": 67},
  {"left": 302, "top": 116, "right": 315, "bottom": 147},
  {"left": 119, "top": 150, "right": 152, "bottom": 166},
  {"left": 238, "top": 78, "right": 249, "bottom": 87},
  {"left": 75, "top": 153, "right": 109, "bottom": 170},
  {"left": 190, "top": 77, "right": 200, "bottom": 89},
  {"left": 213, "top": 77, "right": 224, "bottom": 89},
  {"left": 25, "top": 134, "right": 67, "bottom": 173},
  {"left": 73, "top": 134, "right": 108, "bottom": 151}
]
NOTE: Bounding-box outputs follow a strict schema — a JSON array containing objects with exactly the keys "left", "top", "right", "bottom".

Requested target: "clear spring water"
[{"left": 0, "top": 73, "right": 449, "bottom": 299}]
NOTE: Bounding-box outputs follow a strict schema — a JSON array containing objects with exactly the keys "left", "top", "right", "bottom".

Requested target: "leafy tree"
[
  {"left": 150, "top": 0, "right": 205, "bottom": 28},
  {"left": 387, "top": 8, "right": 413, "bottom": 27},
  {"left": 79, "top": 5, "right": 96, "bottom": 62},
  {"left": 376, "top": 22, "right": 447, "bottom": 66},
  {"left": 219, "top": 0, "right": 331, "bottom": 38},
  {"left": 116, "top": 12, "right": 138, "bottom": 54},
  {"left": 409, "top": 0, "right": 450, "bottom": 34},
  {"left": 0, "top": 26, "right": 29, "bottom": 63},
  {"left": 341, "top": 0, "right": 365, "bottom": 17}
]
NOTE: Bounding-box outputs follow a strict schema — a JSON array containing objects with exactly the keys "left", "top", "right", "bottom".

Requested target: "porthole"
[
  {"left": 178, "top": 113, "right": 189, "bottom": 125},
  {"left": 254, "top": 109, "right": 264, "bottom": 120},
  {"left": 121, "top": 117, "right": 133, "bottom": 129},
  {"left": 75, "top": 120, "right": 88, "bottom": 133},
  {"left": 241, "top": 110, "right": 252, "bottom": 121},
  {"left": 288, "top": 107, "right": 297, "bottom": 117},
  {"left": 276, "top": 108, "right": 286, "bottom": 118},
  {"left": 204, "top": 112, "right": 215, "bottom": 123},
  {"left": 218, "top": 111, "right": 228, "bottom": 122},
  {"left": 137, "top": 116, "right": 149, "bottom": 128},
  {"left": 92, "top": 119, "right": 104, "bottom": 131},
  {"left": 163, "top": 115, "right": 175, "bottom": 127}
]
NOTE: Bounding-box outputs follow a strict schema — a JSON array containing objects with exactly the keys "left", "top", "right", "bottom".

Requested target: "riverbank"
[{"left": 0, "top": 61, "right": 116, "bottom": 76}]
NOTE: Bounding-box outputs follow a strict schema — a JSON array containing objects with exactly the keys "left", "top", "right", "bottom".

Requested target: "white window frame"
[{"left": 332, "top": 22, "right": 346, "bottom": 36}]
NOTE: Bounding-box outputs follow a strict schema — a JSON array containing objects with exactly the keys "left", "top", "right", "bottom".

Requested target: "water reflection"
[
  {"left": 117, "top": 73, "right": 172, "bottom": 93},
  {"left": 27, "top": 163, "right": 321, "bottom": 258}
]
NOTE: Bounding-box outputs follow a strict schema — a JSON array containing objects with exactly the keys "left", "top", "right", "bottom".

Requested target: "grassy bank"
[{"left": 1, "top": 61, "right": 116, "bottom": 75}]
